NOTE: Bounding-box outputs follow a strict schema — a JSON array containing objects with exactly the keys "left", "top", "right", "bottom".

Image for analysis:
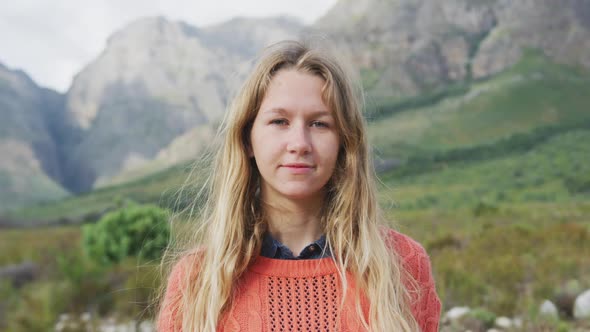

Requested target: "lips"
[
  {"left": 282, "top": 163, "right": 314, "bottom": 168},
  {"left": 281, "top": 163, "right": 315, "bottom": 174}
]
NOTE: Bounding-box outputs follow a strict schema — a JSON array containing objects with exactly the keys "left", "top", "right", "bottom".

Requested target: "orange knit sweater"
[{"left": 158, "top": 229, "right": 441, "bottom": 331}]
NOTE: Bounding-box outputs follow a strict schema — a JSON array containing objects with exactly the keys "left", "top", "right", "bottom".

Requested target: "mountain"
[
  {"left": 0, "top": 15, "right": 303, "bottom": 211},
  {"left": 0, "top": 63, "right": 69, "bottom": 210},
  {"left": 313, "top": 0, "right": 590, "bottom": 100},
  {"left": 368, "top": 50, "right": 590, "bottom": 161},
  {"left": 3, "top": 0, "right": 590, "bottom": 212},
  {"left": 63, "top": 16, "right": 303, "bottom": 192},
  {"left": 8, "top": 55, "right": 590, "bottom": 224}
]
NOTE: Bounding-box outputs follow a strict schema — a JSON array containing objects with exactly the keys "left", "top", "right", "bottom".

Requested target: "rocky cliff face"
[
  {"left": 63, "top": 16, "right": 302, "bottom": 191},
  {"left": 471, "top": 0, "right": 590, "bottom": 78},
  {"left": 3, "top": 0, "right": 590, "bottom": 209},
  {"left": 0, "top": 63, "right": 69, "bottom": 211},
  {"left": 312, "top": 0, "right": 590, "bottom": 98}
]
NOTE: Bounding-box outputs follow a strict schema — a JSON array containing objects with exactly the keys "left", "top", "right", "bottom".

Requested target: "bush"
[
  {"left": 426, "top": 234, "right": 463, "bottom": 252},
  {"left": 82, "top": 203, "right": 170, "bottom": 265},
  {"left": 473, "top": 200, "right": 499, "bottom": 217},
  {"left": 469, "top": 308, "right": 497, "bottom": 329},
  {"left": 564, "top": 175, "right": 590, "bottom": 194}
]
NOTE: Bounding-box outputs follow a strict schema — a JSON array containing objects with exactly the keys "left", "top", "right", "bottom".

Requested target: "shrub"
[
  {"left": 426, "top": 234, "right": 463, "bottom": 252},
  {"left": 473, "top": 200, "right": 499, "bottom": 217},
  {"left": 82, "top": 203, "right": 170, "bottom": 265},
  {"left": 6, "top": 281, "right": 69, "bottom": 332},
  {"left": 564, "top": 175, "right": 590, "bottom": 194},
  {"left": 469, "top": 308, "right": 497, "bottom": 329}
]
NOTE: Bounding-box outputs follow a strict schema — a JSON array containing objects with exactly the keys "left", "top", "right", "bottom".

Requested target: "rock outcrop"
[
  {"left": 3, "top": 0, "right": 590, "bottom": 206},
  {"left": 63, "top": 16, "right": 303, "bottom": 192},
  {"left": 312, "top": 0, "right": 590, "bottom": 98},
  {"left": 0, "top": 63, "right": 69, "bottom": 211}
]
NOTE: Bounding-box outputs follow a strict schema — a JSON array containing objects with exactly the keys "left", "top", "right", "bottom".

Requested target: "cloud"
[{"left": 0, "top": 0, "right": 337, "bottom": 92}]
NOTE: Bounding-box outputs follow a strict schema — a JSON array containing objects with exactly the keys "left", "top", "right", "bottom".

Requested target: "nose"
[{"left": 286, "top": 123, "right": 312, "bottom": 154}]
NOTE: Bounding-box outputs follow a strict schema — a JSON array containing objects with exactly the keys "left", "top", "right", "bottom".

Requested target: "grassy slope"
[
  {"left": 366, "top": 52, "right": 590, "bottom": 315},
  {"left": 379, "top": 129, "right": 590, "bottom": 211},
  {"left": 3, "top": 161, "right": 197, "bottom": 223},
  {"left": 0, "top": 169, "right": 69, "bottom": 212},
  {"left": 1, "top": 52, "right": 590, "bottom": 329},
  {"left": 4, "top": 52, "right": 589, "bottom": 224},
  {"left": 369, "top": 51, "right": 590, "bottom": 159}
]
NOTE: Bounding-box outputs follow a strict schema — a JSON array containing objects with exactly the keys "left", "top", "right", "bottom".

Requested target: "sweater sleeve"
[
  {"left": 388, "top": 230, "right": 442, "bottom": 332},
  {"left": 157, "top": 253, "right": 203, "bottom": 332},
  {"left": 157, "top": 257, "right": 185, "bottom": 332}
]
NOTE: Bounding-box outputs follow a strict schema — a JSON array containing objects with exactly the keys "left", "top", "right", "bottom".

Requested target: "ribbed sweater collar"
[{"left": 249, "top": 256, "right": 339, "bottom": 278}]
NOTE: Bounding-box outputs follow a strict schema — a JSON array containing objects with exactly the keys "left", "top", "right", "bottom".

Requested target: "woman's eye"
[
  {"left": 270, "top": 119, "right": 288, "bottom": 125},
  {"left": 311, "top": 121, "right": 329, "bottom": 128}
]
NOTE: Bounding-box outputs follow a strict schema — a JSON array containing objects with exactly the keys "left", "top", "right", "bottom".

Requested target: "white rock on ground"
[
  {"left": 139, "top": 321, "right": 155, "bottom": 332},
  {"left": 80, "top": 312, "right": 91, "bottom": 322},
  {"left": 513, "top": 317, "right": 523, "bottom": 328},
  {"left": 540, "top": 299, "right": 559, "bottom": 318},
  {"left": 574, "top": 289, "right": 590, "bottom": 320},
  {"left": 444, "top": 306, "right": 471, "bottom": 322},
  {"left": 97, "top": 320, "right": 155, "bottom": 332},
  {"left": 495, "top": 316, "right": 512, "bottom": 329}
]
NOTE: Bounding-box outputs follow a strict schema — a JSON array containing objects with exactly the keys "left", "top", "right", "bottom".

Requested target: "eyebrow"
[{"left": 262, "top": 108, "right": 332, "bottom": 117}]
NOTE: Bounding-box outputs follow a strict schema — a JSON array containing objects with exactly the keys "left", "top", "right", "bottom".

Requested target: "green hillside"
[
  {"left": 380, "top": 129, "right": 590, "bottom": 211},
  {"left": 4, "top": 51, "right": 589, "bottom": 225},
  {"left": 3, "top": 161, "right": 197, "bottom": 224},
  {"left": 2, "top": 52, "right": 590, "bottom": 331},
  {"left": 369, "top": 51, "right": 590, "bottom": 159},
  {"left": 0, "top": 170, "right": 69, "bottom": 212}
]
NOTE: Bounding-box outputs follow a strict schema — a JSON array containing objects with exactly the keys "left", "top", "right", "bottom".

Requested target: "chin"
[{"left": 278, "top": 187, "right": 326, "bottom": 201}]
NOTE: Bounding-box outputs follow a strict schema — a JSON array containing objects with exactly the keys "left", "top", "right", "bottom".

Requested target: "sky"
[{"left": 0, "top": 0, "right": 338, "bottom": 93}]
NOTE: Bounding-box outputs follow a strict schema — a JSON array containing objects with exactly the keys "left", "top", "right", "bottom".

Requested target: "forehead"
[{"left": 259, "top": 69, "right": 329, "bottom": 114}]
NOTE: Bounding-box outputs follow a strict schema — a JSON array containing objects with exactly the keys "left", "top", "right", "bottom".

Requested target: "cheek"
[
  {"left": 250, "top": 127, "right": 277, "bottom": 161},
  {"left": 249, "top": 124, "right": 264, "bottom": 157},
  {"left": 327, "top": 135, "right": 341, "bottom": 160},
  {"left": 318, "top": 135, "right": 341, "bottom": 169}
]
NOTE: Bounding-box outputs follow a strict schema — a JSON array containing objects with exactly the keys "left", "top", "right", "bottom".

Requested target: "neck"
[{"left": 262, "top": 192, "right": 325, "bottom": 256}]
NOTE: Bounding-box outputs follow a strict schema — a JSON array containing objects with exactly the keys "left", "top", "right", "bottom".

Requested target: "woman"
[{"left": 158, "top": 40, "right": 441, "bottom": 331}]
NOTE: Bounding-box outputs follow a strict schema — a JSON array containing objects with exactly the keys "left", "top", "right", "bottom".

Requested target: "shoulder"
[
  {"left": 381, "top": 227, "right": 435, "bottom": 290},
  {"left": 158, "top": 249, "right": 204, "bottom": 332},
  {"left": 381, "top": 227, "right": 430, "bottom": 266},
  {"left": 167, "top": 249, "right": 205, "bottom": 288},
  {"left": 382, "top": 227, "right": 442, "bottom": 331}
]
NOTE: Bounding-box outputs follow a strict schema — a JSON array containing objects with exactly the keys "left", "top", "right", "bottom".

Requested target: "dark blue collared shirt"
[{"left": 260, "top": 233, "right": 331, "bottom": 260}]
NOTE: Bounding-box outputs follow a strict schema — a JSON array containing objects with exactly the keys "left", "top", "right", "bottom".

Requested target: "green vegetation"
[
  {"left": 83, "top": 203, "right": 170, "bottom": 265},
  {"left": 4, "top": 160, "right": 197, "bottom": 223},
  {"left": 1, "top": 50, "right": 589, "bottom": 330},
  {"left": 0, "top": 216, "right": 162, "bottom": 331},
  {"left": 379, "top": 129, "right": 590, "bottom": 211},
  {"left": 369, "top": 50, "right": 590, "bottom": 157},
  {"left": 0, "top": 170, "right": 69, "bottom": 214},
  {"left": 429, "top": 221, "right": 590, "bottom": 314},
  {"left": 0, "top": 226, "right": 80, "bottom": 266},
  {"left": 365, "top": 82, "right": 470, "bottom": 122}
]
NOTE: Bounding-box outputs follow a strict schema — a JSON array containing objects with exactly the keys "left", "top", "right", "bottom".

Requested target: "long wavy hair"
[{"left": 158, "top": 40, "right": 419, "bottom": 331}]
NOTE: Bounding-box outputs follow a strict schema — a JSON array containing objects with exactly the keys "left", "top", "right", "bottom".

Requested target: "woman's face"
[{"left": 249, "top": 69, "right": 340, "bottom": 202}]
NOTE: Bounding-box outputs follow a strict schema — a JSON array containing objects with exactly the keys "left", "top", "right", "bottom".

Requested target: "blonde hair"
[{"left": 158, "top": 40, "right": 419, "bottom": 331}]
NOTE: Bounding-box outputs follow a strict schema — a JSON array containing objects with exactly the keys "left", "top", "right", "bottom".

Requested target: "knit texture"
[{"left": 158, "top": 229, "right": 441, "bottom": 331}]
